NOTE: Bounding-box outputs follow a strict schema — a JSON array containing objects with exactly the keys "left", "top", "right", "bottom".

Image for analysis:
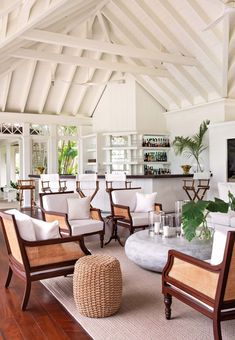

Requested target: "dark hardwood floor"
[{"left": 0, "top": 208, "right": 91, "bottom": 340}]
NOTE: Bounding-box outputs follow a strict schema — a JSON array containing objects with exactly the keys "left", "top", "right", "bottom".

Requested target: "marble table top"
[{"left": 125, "top": 230, "right": 212, "bottom": 273}]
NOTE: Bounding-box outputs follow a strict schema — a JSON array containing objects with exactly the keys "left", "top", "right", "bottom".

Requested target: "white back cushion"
[
  {"left": 210, "top": 212, "right": 235, "bottom": 265},
  {"left": 134, "top": 192, "right": 157, "bottom": 212},
  {"left": 112, "top": 188, "right": 143, "bottom": 212},
  {"left": 67, "top": 196, "right": 91, "bottom": 220},
  {"left": 31, "top": 218, "right": 60, "bottom": 240},
  {"left": 5, "top": 209, "right": 36, "bottom": 241},
  {"left": 210, "top": 225, "right": 235, "bottom": 265},
  {"left": 42, "top": 192, "right": 79, "bottom": 213}
]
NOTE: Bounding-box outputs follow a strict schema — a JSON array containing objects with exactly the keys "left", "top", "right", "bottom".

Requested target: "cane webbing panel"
[
  {"left": 169, "top": 258, "right": 219, "bottom": 299},
  {"left": 26, "top": 242, "right": 85, "bottom": 267}
]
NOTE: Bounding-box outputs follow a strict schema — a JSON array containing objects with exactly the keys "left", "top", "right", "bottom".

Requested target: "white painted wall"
[
  {"left": 135, "top": 82, "right": 167, "bottom": 133},
  {"left": 209, "top": 119, "right": 235, "bottom": 197},
  {"left": 93, "top": 76, "right": 136, "bottom": 132},
  {"left": 165, "top": 100, "right": 226, "bottom": 174}
]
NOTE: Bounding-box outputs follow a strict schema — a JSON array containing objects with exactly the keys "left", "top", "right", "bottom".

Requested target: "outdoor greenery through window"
[{"left": 58, "top": 126, "right": 78, "bottom": 175}]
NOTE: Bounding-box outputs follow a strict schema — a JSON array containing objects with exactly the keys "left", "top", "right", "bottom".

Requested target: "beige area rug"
[{"left": 41, "top": 242, "right": 235, "bottom": 340}]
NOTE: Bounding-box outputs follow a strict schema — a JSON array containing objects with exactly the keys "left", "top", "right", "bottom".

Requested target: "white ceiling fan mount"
[{"left": 203, "top": 0, "right": 235, "bottom": 31}]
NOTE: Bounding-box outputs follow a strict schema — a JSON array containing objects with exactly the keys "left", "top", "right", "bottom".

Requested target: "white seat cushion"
[
  {"left": 130, "top": 212, "right": 149, "bottom": 226},
  {"left": 134, "top": 192, "right": 157, "bottom": 212},
  {"left": 210, "top": 211, "right": 235, "bottom": 227},
  {"left": 42, "top": 192, "right": 79, "bottom": 214},
  {"left": 112, "top": 188, "right": 143, "bottom": 212},
  {"left": 69, "top": 219, "right": 103, "bottom": 235}
]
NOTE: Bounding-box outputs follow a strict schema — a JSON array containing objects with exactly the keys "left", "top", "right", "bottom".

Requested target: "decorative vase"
[
  {"left": 181, "top": 164, "right": 191, "bottom": 175},
  {"left": 196, "top": 225, "right": 213, "bottom": 240},
  {"left": 36, "top": 166, "right": 45, "bottom": 174}
]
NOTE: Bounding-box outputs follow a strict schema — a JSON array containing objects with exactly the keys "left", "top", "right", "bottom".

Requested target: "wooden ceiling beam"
[
  {"left": 12, "top": 48, "right": 171, "bottom": 77},
  {"left": 22, "top": 28, "right": 199, "bottom": 66}
]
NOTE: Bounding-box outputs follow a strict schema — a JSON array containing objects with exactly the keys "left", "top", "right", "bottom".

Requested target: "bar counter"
[{"left": 29, "top": 173, "right": 192, "bottom": 212}]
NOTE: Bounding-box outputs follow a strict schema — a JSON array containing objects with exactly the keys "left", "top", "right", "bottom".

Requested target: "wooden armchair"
[
  {"left": 109, "top": 187, "right": 162, "bottom": 235},
  {"left": 162, "top": 231, "right": 235, "bottom": 340},
  {"left": 39, "top": 191, "right": 105, "bottom": 247},
  {"left": 0, "top": 211, "right": 90, "bottom": 311}
]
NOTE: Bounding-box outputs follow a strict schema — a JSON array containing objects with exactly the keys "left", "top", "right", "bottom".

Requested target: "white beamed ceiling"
[{"left": 0, "top": 0, "right": 233, "bottom": 117}]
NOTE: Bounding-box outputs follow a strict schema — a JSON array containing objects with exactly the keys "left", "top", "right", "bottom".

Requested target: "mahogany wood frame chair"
[
  {"left": 39, "top": 191, "right": 105, "bottom": 248},
  {"left": 76, "top": 173, "right": 99, "bottom": 203},
  {"left": 162, "top": 231, "right": 235, "bottom": 340},
  {"left": 183, "top": 172, "right": 210, "bottom": 201},
  {"left": 108, "top": 187, "right": 162, "bottom": 236},
  {"left": 0, "top": 211, "right": 90, "bottom": 311}
]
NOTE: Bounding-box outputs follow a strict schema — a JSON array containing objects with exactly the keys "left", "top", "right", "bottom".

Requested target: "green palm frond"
[{"left": 172, "top": 120, "right": 210, "bottom": 171}]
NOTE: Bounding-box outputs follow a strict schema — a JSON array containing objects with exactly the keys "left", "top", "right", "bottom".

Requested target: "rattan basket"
[{"left": 73, "top": 254, "right": 122, "bottom": 318}]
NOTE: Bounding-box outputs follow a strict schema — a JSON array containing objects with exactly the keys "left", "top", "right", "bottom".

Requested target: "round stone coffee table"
[{"left": 125, "top": 230, "right": 212, "bottom": 273}]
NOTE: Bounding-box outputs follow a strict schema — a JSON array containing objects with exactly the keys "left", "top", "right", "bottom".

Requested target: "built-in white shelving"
[
  {"left": 102, "top": 131, "right": 171, "bottom": 175},
  {"left": 81, "top": 133, "right": 103, "bottom": 174}
]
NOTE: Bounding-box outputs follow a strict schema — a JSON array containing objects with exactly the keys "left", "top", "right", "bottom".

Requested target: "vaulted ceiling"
[{"left": 0, "top": 0, "right": 234, "bottom": 118}]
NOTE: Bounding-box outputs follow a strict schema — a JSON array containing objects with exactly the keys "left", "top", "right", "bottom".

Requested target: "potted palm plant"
[{"left": 173, "top": 120, "right": 210, "bottom": 173}]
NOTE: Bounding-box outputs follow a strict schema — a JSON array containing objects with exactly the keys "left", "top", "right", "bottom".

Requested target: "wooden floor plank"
[{"left": 0, "top": 210, "right": 91, "bottom": 340}]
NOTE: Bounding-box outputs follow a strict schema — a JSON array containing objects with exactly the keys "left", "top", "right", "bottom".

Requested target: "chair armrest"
[
  {"left": 113, "top": 204, "right": 131, "bottom": 221},
  {"left": 42, "top": 210, "right": 71, "bottom": 235},
  {"left": 90, "top": 208, "right": 103, "bottom": 221},
  {"left": 163, "top": 250, "right": 221, "bottom": 301}
]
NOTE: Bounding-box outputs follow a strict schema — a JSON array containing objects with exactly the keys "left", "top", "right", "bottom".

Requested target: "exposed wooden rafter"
[
  {"left": 12, "top": 48, "right": 171, "bottom": 77},
  {"left": 22, "top": 29, "right": 199, "bottom": 66}
]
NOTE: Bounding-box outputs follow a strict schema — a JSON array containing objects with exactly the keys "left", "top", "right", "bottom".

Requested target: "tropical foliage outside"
[{"left": 58, "top": 140, "right": 78, "bottom": 174}]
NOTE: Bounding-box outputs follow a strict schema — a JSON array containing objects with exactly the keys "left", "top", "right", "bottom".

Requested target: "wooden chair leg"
[
  {"left": 213, "top": 318, "right": 222, "bottom": 340},
  {"left": 164, "top": 293, "right": 172, "bottom": 320},
  {"left": 5, "top": 266, "right": 13, "bottom": 288},
  {"left": 21, "top": 280, "right": 31, "bottom": 311},
  {"left": 100, "top": 234, "right": 104, "bottom": 248}
]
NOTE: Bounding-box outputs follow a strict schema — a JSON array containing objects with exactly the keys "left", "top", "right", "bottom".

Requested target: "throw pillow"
[
  {"left": 134, "top": 192, "right": 157, "bottom": 213},
  {"left": 5, "top": 209, "right": 36, "bottom": 241},
  {"left": 31, "top": 218, "right": 61, "bottom": 240},
  {"left": 67, "top": 196, "right": 91, "bottom": 220}
]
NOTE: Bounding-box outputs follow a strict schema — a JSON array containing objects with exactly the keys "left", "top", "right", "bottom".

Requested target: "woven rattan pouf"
[{"left": 73, "top": 254, "right": 122, "bottom": 318}]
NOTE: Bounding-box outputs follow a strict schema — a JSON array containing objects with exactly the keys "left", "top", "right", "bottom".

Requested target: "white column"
[
  {"left": 0, "top": 146, "right": 5, "bottom": 187},
  {"left": 48, "top": 124, "right": 58, "bottom": 173},
  {"left": 21, "top": 123, "right": 31, "bottom": 207},
  {"left": 22, "top": 123, "right": 31, "bottom": 179},
  {"left": 6, "top": 143, "right": 11, "bottom": 186}
]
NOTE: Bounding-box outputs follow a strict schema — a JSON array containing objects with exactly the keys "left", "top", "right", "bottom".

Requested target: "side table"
[{"left": 105, "top": 215, "right": 125, "bottom": 247}]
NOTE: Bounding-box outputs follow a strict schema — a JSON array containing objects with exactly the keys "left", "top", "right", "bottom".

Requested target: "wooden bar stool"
[
  {"left": 183, "top": 172, "right": 210, "bottom": 201},
  {"left": 17, "top": 179, "right": 36, "bottom": 211},
  {"left": 105, "top": 173, "right": 132, "bottom": 192},
  {"left": 76, "top": 173, "right": 99, "bottom": 203}
]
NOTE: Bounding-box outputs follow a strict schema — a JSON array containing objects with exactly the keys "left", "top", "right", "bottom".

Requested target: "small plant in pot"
[
  {"left": 173, "top": 120, "right": 210, "bottom": 173},
  {"left": 182, "top": 192, "right": 235, "bottom": 241}
]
